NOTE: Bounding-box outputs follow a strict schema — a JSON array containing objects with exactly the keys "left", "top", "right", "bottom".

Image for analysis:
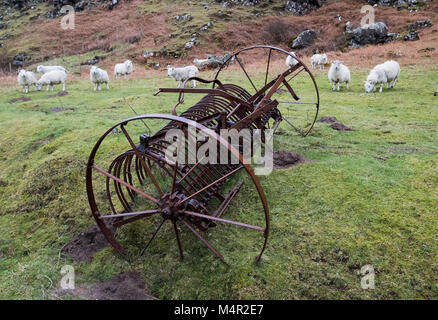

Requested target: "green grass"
[{"left": 0, "top": 63, "right": 437, "bottom": 299}]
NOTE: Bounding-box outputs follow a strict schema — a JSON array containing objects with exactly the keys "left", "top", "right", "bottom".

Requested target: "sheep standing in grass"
[
  {"left": 285, "top": 52, "right": 299, "bottom": 68},
  {"left": 381, "top": 60, "right": 400, "bottom": 89},
  {"left": 365, "top": 60, "right": 400, "bottom": 93},
  {"left": 193, "top": 58, "right": 209, "bottom": 70},
  {"left": 310, "top": 53, "right": 327, "bottom": 70},
  {"left": 434, "top": 88, "right": 437, "bottom": 96},
  {"left": 364, "top": 65, "right": 387, "bottom": 93},
  {"left": 328, "top": 60, "right": 350, "bottom": 91},
  {"left": 36, "top": 65, "right": 66, "bottom": 74},
  {"left": 90, "top": 66, "right": 109, "bottom": 91},
  {"left": 17, "top": 69, "right": 37, "bottom": 94},
  {"left": 114, "top": 60, "right": 133, "bottom": 79},
  {"left": 35, "top": 70, "right": 67, "bottom": 92},
  {"left": 167, "top": 65, "right": 199, "bottom": 88}
]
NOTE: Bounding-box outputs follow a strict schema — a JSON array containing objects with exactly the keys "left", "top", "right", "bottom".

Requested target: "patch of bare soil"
[
  {"left": 329, "top": 122, "right": 352, "bottom": 131},
  {"left": 9, "top": 96, "right": 31, "bottom": 103},
  {"left": 273, "top": 150, "right": 311, "bottom": 169},
  {"left": 61, "top": 224, "right": 114, "bottom": 263},
  {"left": 318, "top": 116, "right": 338, "bottom": 123},
  {"left": 48, "top": 91, "right": 69, "bottom": 98},
  {"left": 50, "top": 106, "right": 76, "bottom": 113},
  {"left": 29, "top": 134, "right": 55, "bottom": 152},
  {"left": 55, "top": 272, "right": 155, "bottom": 300}
]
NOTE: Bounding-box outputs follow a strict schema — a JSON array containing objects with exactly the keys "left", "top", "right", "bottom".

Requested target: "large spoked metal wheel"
[
  {"left": 213, "top": 45, "right": 320, "bottom": 137},
  {"left": 86, "top": 114, "right": 270, "bottom": 262}
]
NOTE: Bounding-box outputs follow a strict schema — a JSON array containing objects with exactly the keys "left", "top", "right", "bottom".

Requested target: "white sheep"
[
  {"left": 167, "top": 65, "right": 199, "bottom": 88},
  {"left": 328, "top": 60, "right": 350, "bottom": 91},
  {"left": 365, "top": 60, "right": 400, "bottom": 93},
  {"left": 90, "top": 66, "right": 109, "bottom": 91},
  {"left": 310, "top": 53, "right": 327, "bottom": 70},
  {"left": 285, "top": 52, "right": 299, "bottom": 68},
  {"left": 36, "top": 65, "right": 67, "bottom": 74},
  {"left": 17, "top": 69, "right": 37, "bottom": 94},
  {"left": 434, "top": 88, "right": 437, "bottom": 96},
  {"left": 193, "top": 58, "right": 209, "bottom": 70},
  {"left": 35, "top": 70, "right": 67, "bottom": 92},
  {"left": 114, "top": 60, "right": 133, "bottom": 79},
  {"left": 364, "top": 64, "right": 387, "bottom": 93},
  {"left": 381, "top": 60, "right": 400, "bottom": 89}
]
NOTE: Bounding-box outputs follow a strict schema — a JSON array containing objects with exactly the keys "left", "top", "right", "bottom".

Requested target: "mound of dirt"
[
  {"left": 273, "top": 150, "right": 311, "bottom": 169},
  {"left": 9, "top": 96, "right": 31, "bottom": 103},
  {"left": 329, "top": 122, "right": 352, "bottom": 131},
  {"left": 56, "top": 271, "right": 155, "bottom": 300},
  {"left": 61, "top": 224, "right": 114, "bottom": 263},
  {"left": 318, "top": 116, "right": 338, "bottom": 123},
  {"left": 48, "top": 91, "right": 69, "bottom": 98}
]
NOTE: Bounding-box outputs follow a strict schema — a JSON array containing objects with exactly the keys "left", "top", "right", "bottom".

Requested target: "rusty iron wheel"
[{"left": 86, "top": 114, "right": 270, "bottom": 262}]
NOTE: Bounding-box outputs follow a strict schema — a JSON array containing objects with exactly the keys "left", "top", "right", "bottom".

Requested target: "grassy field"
[{"left": 0, "top": 63, "right": 437, "bottom": 299}]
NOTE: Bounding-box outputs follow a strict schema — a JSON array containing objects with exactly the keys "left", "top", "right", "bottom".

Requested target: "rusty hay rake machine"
[{"left": 86, "top": 45, "right": 319, "bottom": 262}]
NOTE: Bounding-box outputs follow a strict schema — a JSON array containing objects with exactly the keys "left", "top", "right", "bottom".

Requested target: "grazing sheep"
[
  {"left": 285, "top": 52, "right": 299, "bottom": 68},
  {"left": 310, "top": 53, "right": 327, "bottom": 70},
  {"left": 36, "top": 65, "right": 67, "bottom": 74},
  {"left": 365, "top": 60, "right": 400, "bottom": 93},
  {"left": 90, "top": 66, "right": 109, "bottom": 91},
  {"left": 167, "top": 65, "right": 199, "bottom": 88},
  {"left": 328, "top": 61, "right": 350, "bottom": 91},
  {"left": 434, "top": 88, "right": 437, "bottom": 96},
  {"left": 114, "top": 60, "right": 133, "bottom": 79},
  {"left": 381, "top": 60, "right": 400, "bottom": 89},
  {"left": 193, "top": 58, "right": 209, "bottom": 70},
  {"left": 364, "top": 64, "right": 387, "bottom": 93},
  {"left": 17, "top": 69, "right": 37, "bottom": 94},
  {"left": 35, "top": 70, "right": 67, "bottom": 92}
]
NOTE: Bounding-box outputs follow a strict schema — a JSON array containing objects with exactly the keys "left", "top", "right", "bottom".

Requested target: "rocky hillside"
[{"left": 0, "top": 0, "right": 436, "bottom": 72}]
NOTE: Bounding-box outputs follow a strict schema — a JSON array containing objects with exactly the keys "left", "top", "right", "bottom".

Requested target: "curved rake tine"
[
  {"left": 182, "top": 220, "right": 225, "bottom": 263},
  {"left": 93, "top": 165, "right": 158, "bottom": 203},
  {"left": 177, "top": 165, "right": 243, "bottom": 206},
  {"left": 140, "top": 219, "right": 166, "bottom": 257},
  {"left": 184, "top": 211, "right": 264, "bottom": 232},
  {"left": 173, "top": 221, "right": 184, "bottom": 261},
  {"left": 120, "top": 124, "right": 164, "bottom": 196}
]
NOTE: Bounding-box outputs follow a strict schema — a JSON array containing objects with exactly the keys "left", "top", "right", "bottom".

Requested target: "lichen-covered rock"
[
  {"left": 407, "top": 19, "right": 432, "bottom": 31},
  {"left": 367, "top": 0, "right": 425, "bottom": 6},
  {"left": 285, "top": 0, "right": 323, "bottom": 15},
  {"left": 346, "top": 22, "right": 394, "bottom": 48},
  {"left": 403, "top": 30, "right": 419, "bottom": 41},
  {"left": 291, "top": 29, "right": 317, "bottom": 49}
]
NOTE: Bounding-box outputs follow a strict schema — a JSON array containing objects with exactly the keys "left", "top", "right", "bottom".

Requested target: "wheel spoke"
[
  {"left": 93, "top": 165, "right": 158, "bottom": 203},
  {"left": 120, "top": 124, "right": 164, "bottom": 196},
  {"left": 235, "top": 55, "right": 257, "bottom": 92},
  {"left": 264, "top": 49, "right": 272, "bottom": 87},
  {"left": 184, "top": 210, "right": 264, "bottom": 231},
  {"left": 173, "top": 221, "right": 184, "bottom": 261},
  {"left": 182, "top": 220, "right": 224, "bottom": 262},
  {"left": 100, "top": 209, "right": 159, "bottom": 219},
  {"left": 140, "top": 219, "right": 166, "bottom": 257}
]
